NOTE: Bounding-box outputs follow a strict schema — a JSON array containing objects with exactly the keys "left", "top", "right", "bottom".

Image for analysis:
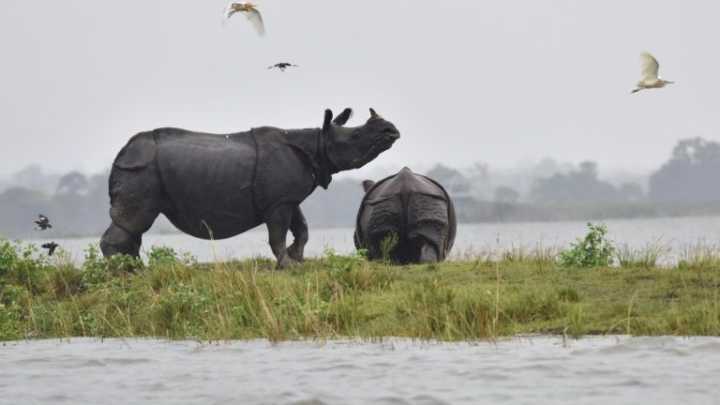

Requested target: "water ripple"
[{"left": 1, "top": 336, "right": 720, "bottom": 405}]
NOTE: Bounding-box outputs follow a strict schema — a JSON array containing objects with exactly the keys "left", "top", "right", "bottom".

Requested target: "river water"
[
  {"left": 2, "top": 336, "right": 719, "bottom": 405},
  {"left": 32, "top": 215, "right": 720, "bottom": 264}
]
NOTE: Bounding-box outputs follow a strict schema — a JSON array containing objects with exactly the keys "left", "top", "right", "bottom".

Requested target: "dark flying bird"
[
  {"left": 225, "top": 2, "right": 265, "bottom": 36},
  {"left": 268, "top": 62, "right": 299, "bottom": 72},
  {"left": 34, "top": 214, "right": 52, "bottom": 231},
  {"left": 41, "top": 242, "right": 59, "bottom": 256}
]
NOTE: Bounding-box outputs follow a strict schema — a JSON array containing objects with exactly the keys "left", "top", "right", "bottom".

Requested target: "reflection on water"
[
  {"left": 1, "top": 336, "right": 719, "bottom": 405},
  {"left": 27, "top": 215, "right": 720, "bottom": 264}
]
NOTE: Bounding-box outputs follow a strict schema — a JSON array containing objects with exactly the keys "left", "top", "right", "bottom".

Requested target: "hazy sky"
[{"left": 1, "top": 0, "right": 719, "bottom": 178}]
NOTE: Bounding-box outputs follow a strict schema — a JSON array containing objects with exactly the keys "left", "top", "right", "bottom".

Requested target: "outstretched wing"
[
  {"left": 245, "top": 8, "right": 265, "bottom": 36},
  {"left": 640, "top": 52, "right": 660, "bottom": 81},
  {"left": 225, "top": 2, "right": 239, "bottom": 19}
]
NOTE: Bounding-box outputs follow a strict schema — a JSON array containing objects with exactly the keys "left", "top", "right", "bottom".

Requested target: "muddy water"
[{"left": 2, "top": 336, "right": 720, "bottom": 405}]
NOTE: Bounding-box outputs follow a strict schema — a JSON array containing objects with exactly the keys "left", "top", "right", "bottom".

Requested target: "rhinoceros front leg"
[
  {"left": 265, "top": 204, "right": 298, "bottom": 269},
  {"left": 287, "top": 206, "right": 309, "bottom": 262}
]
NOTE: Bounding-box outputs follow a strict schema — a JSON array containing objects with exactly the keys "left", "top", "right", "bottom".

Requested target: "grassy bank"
[{"left": 1, "top": 240, "right": 719, "bottom": 342}]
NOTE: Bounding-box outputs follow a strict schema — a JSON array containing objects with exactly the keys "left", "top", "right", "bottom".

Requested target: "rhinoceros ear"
[
  {"left": 333, "top": 108, "right": 353, "bottom": 126},
  {"left": 323, "top": 109, "right": 333, "bottom": 132},
  {"left": 362, "top": 180, "right": 375, "bottom": 192}
]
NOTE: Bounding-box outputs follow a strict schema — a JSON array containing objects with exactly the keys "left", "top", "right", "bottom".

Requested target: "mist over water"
[{"left": 2, "top": 1, "right": 720, "bottom": 176}]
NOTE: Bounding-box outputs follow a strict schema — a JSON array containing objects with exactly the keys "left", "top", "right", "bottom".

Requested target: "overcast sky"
[{"left": 1, "top": 0, "right": 718, "bottom": 178}]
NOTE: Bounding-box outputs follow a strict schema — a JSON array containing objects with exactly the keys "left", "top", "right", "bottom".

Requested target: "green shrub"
[
  {"left": 81, "top": 245, "right": 109, "bottom": 287},
  {"left": 558, "top": 223, "right": 615, "bottom": 268},
  {"left": 323, "top": 248, "right": 366, "bottom": 273},
  {"left": 0, "top": 239, "right": 19, "bottom": 277},
  {"left": 80, "top": 245, "right": 142, "bottom": 289},
  {"left": 0, "top": 284, "right": 29, "bottom": 340},
  {"left": 147, "top": 246, "right": 179, "bottom": 267}
]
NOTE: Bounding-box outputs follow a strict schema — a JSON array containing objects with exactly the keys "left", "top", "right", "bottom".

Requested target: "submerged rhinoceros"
[
  {"left": 101, "top": 108, "right": 400, "bottom": 268},
  {"left": 354, "top": 167, "right": 456, "bottom": 264}
]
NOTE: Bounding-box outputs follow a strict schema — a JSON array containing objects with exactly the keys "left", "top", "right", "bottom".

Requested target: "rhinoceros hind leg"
[
  {"left": 265, "top": 204, "right": 298, "bottom": 269},
  {"left": 100, "top": 223, "right": 142, "bottom": 258},
  {"left": 418, "top": 242, "right": 439, "bottom": 264},
  {"left": 287, "top": 206, "right": 309, "bottom": 262}
]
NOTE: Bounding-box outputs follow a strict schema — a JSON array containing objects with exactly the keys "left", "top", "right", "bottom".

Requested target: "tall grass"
[{"left": 1, "top": 239, "right": 720, "bottom": 342}]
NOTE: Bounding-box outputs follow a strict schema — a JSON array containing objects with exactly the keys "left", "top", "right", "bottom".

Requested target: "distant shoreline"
[{"left": 10, "top": 209, "right": 720, "bottom": 241}]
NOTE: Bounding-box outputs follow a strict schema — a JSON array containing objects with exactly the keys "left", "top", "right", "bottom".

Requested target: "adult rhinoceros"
[
  {"left": 354, "top": 167, "right": 456, "bottom": 264},
  {"left": 101, "top": 108, "right": 400, "bottom": 268}
]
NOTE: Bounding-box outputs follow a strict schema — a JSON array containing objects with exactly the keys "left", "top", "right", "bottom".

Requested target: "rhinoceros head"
[{"left": 323, "top": 108, "right": 400, "bottom": 171}]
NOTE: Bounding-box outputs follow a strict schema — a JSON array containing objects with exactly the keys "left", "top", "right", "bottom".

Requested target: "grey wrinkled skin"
[
  {"left": 101, "top": 108, "right": 400, "bottom": 269},
  {"left": 354, "top": 167, "right": 456, "bottom": 264}
]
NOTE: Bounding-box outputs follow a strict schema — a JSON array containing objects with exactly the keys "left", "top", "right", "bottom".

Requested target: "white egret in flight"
[
  {"left": 631, "top": 52, "right": 674, "bottom": 94},
  {"left": 225, "top": 2, "right": 265, "bottom": 36}
]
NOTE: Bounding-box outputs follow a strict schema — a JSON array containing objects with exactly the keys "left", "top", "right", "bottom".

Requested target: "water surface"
[
  {"left": 33, "top": 215, "right": 720, "bottom": 264},
  {"left": 2, "top": 336, "right": 719, "bottom": 405}
]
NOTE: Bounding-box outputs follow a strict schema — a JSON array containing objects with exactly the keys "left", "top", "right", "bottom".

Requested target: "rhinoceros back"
[
  {"left": 154, "top": 128, "right": 260, "bottom": 239},
  {"left": 356, "top": 169, "right": 455, "bottom": 260},
  {"left": 114, "top": 131, "right": 157, "bottom": 170}
]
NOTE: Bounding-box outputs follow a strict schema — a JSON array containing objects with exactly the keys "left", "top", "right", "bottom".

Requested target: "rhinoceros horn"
[{"left": 369, "top": 108, "right": 382, "bottom": 119}]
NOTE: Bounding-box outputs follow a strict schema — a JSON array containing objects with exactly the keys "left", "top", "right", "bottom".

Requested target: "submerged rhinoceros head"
[{"left": 323, "top": 108, "right": 400, "bottom": 171}]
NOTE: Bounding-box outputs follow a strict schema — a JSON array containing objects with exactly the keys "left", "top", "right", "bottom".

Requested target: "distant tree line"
[{"left": 2, "top": 137, "right": 720, "bottom": 238}]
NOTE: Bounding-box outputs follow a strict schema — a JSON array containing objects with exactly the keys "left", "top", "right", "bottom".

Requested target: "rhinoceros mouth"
[{"left": 353, "top": 135, "right": 397, "bottom": 167}]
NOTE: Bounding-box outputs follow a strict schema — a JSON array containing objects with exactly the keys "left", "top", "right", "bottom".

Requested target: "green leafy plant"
[
  {"left": 80, "top": 245, "right": 142, "bottom": 288},
  {"left": 379, "top": 233, "right": 399, "bottom": 262},
  {"left": 147, "top": 246, "right": 179, "bottom": 267},
  {"left": 323, "top": 248, "right": 366, "bottom": 272},
  {"left": 0, "top": 239, "right": 19, "bottom": 277},
  {"left": 558, "top": 223, "right": 615, "bottom": 268}
]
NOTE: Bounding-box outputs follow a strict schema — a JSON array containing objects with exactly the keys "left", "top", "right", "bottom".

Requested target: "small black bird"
[
  {"left": 268, "top": 62, "right": 299, "bottom": 72},
  {"left": 42, "top": 242, "right": 59, "bottom": 256},
  {"left": 34, "top": 214, "right": 52, "bottom": 231}
]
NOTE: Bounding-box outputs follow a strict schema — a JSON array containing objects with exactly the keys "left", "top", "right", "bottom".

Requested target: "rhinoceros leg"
[
  {"left": 287, "top": 206, "right": 309, "bottom": 262},
  {"left": 265, "top": 204, "right": 298, "bottom": 269},
  {"left": 100, "top": 223, "right": 142, "bottom": 257},
  {"left": 100, "top": 168, "right": 162, "bottom": 258},
  {"left": 418, "top": 242, "right": 439, "bottom": 264}
]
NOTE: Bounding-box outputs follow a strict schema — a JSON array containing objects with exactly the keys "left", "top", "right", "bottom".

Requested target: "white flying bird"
[
  {"left": 225, "top": 2, "right": 265, "bottom": 36},
  {"left": 631, "top": 52, "right": 674, "bottom": 94}
]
